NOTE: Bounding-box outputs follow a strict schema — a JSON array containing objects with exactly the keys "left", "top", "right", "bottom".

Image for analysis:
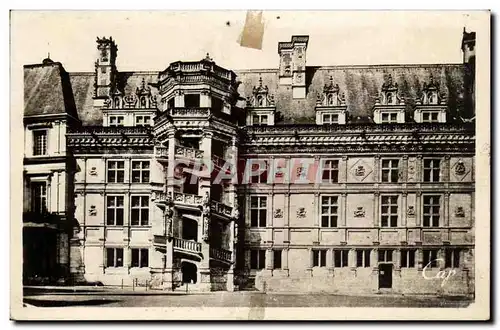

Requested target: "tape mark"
[{"left": 239, "top": 11, "right": 264, "bottom": 50}]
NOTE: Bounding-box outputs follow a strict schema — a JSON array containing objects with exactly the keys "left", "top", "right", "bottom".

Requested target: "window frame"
[
  {"left": 322, "top": 113, "right": 339, "bottom": 124},
  {"left": 250, "top": 161, "right": 268, "bottom": 184},
  {"left": 130, "top": 195, "right": 149, "bottom": 226},
  {"left": 106, "top": 195, "right": 125, "bottom": 226},
  {"left": 106, "top": 247, "right": 124, "bottom": 268},
  {"left": 135, "top": 115, "right": 151, "bottom": 126},
  {"left": 252, "top": 114, "right": 269, "bottom": 126},
  {"left": 107, "top": 160, "right": 125, "bottom": 183},
  {"left": 400, "top": 249, "right": 416, "bottom": 268},
  {"left": 322, "top": 159, "right": 339, "bottom": 183},
  {"left": 381, "top": 159, "right": 399, "bottom": 183},
  {"left": 422, "top": 249, "right": 439, "bottom": 268},
  {"left": 334, "top": 249, "right": 349, "bottom": 268},
  {"left": 273, "top": 250, "right": 282, "bottom": 270},
  {"left": 32, "top": 129, "right": 48, "bottom": 156},
  {"left": 131, "top": 160, "right": 150, "bottom": 183},
  {"left": 380, "top": 195, "right": 398, "bottom": 227},
  {"left": 445, "top": 248, "right": 461, "bottom": 269},
  {"left": 423, "top": 195, "right": 441, "bottom": 227},
  {"left": 381, "top": 112, "right": 398, "bottom": 123},
  {"left": 250, "top": 196, "right": 267, "bottom": 228},
  {"left": 378, "top": 249, "right": 394, "bottom": 263},
  {"left": 31, "top": 181, "right": 48, "bottom": 214},
  {"left": 356, "top": 249, "right": 371, "bottom": 268},
  {"left": 423, "top": 158, "right": 441, "bottom": 182},
  {"left": 312, "top": 250, "right": 327, "bottom": 267},
  {"left": 321, "top": 195, "right": 339, "bottom": 228},
  {"left": 131, "top": 248, "right": 149, "bottom": 268},
  {"left": 109, "top": 115, "right": 125, "bottom": 127},
  {"left": 250, "top": 249, "right": 266, "bottom": 270}
]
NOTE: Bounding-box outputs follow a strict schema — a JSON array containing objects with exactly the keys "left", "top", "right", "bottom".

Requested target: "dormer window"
[
  {"left": 135, "top": 116, "right": 151, "bottom": 127},
  {"left": 373, "top": 74, "right": 405, "bottom": 124},
  {"left": 246, "top": 76, "right": 276, "bottom": 126},
  {"left": 315, "top": 76, "right": 348, "bottom": 125},
  {"left": 109, "top": 116, "right": 124, "bottom": 127},
  {"left": 414, "top": 74, "right": 447, "bottom": 123},
  {"left": 140, "top": 96, "right": 147, "bottom": 108}
]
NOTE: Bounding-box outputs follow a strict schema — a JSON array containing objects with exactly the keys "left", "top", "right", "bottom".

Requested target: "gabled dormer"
[
  {"left": 245, "top": 76, "right": 276, "bottom": 126},
  {"left": 103, "top": 77, "right": 158, "bottom": 127},
  {"left": 373, "top": 74, "right": 405, "bottom": 124},
  {"left": 315, "top": 76, "right": 348, "bottom": 125},
  {"left": 414, "top": 74, "right": 447, "bottom": 123}
]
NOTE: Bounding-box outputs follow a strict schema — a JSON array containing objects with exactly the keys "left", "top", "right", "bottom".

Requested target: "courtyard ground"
[{"left": 22, "top": 286, "right": 473, "bottom": 308}]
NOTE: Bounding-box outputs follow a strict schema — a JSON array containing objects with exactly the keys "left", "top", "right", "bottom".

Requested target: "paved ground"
[{"left": 23, "top": 286, "right": 472, "bottom": 308}]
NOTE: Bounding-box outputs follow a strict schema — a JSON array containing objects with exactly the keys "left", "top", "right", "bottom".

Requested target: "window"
[
  {"left": 106, "top": 248, "right": 124, "bottom": 267},
  {"left": 378, "top": 249, "right": 393, "bottom": 262},
  {"left": 423, "top": 195, "right": 440, "bottom": 227},
  {"left": 130, "top": 196, "right": 149, "bottom": 226},
  {"left": 322, "top": 160, "right": 339, "bottom": 183},
  {"left": 423, "top": 249, "right": 439, "bottom": 268},
  {"left": 109, "top": 116, "right": 124, "bottom": 127},
  {"left": 321, "top": 196, "right": 338, "bottom": 227},
  {"left": 107, "top": 161, "right": 125, "bottom": 183},
  {"left": 31, "top": 182, "right": 47, "bottom": 214},
  {"left": 250, "top": 161, "right": 268, "bottom": 184},
  {"left": 334, "top": 250, "right": 349, "bottom": 268},
  {"left": 106, "top": 196, "right": 124, "bottom": 226},
  {"left": 313, "top": 250, "right": 327, "bottom": 267},
  {"left": 33, "top": 130, "right": 47, "bottom": 156},
  {"left": 356, "top": 249, "right": 371, "bottom": 267},
  {"left": 322, "top": 113, "right": 339, "bottom": 124},
  {"left": 381, "top": 159, "right": 399, "bottom": 182},
  {"left": 422, "top": 112, "right": 440, "bottom": 123},
  {"left": 401, "top": 249, "right": 416, "bottom": 268},
  {"left": 381, "top": 113, "right": 398, "bottom": 123},
  {"left": 184, "top": 94, "right": 200, "bottom": 108},
  {"left": 381, "top": 196, "right": 398, "bottom": 227},
  {"left": 252, "top": 114, "right": 268, "bottom": 126},
  {"left": 131, "top": 248, "right": 149, "bottom": 268},
  {"left": 167, "top": 98, "right": 175, "bottom": 109},
  {"left": 445, "top": 249, "right": 461, "bottom": 268},
  {"left": 273, "top": 250, "right": 282, "bottom": 269},
  {"left": 250, "top": 196, "right": 267, "bottom": 227},
  {"left": 423, "top": 159, "right": 441, "bottom": 182},
  {"left": 250, "top": 250, "right": 266, "bottom": 270},
  {"left": 135, "top": 116, "right": 151, "bottom": 126},
  {"left": 131, "top": 161, "right": 150, "bottom": 183}
]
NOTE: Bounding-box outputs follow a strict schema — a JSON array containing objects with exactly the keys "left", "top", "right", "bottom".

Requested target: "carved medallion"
[
  {"left": 274, "top": 209, "right": 283, "bottom": 218},
  {"left": 454, "top": 160, "right": 466, "bottom": 176},
  {"left": 297, "top": 208, "right": 306, "bottom": 218},
  {"left": 407, "top": 206, "right": 415, "bottom": 217},
  {"left": 354, "top": 207, "right": 365, "bottom": 218},
  {"left": 88, "top": 167, "right": 98, "bottom": 176},
  {"left": 88, "top": 205, "right": 97, "bottom": 216},
  {"left": 350, "top": 159, "right": 373, "bottom": 182},
  {"left": 455, "top": 206, "right": 465, "bottom": 217}
]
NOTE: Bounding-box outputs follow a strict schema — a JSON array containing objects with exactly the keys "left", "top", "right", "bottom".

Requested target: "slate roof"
[
  {"left": 24, "top": 60, "right": 469, "bottom": 125},
  {"left": 24, "top": 60, "right": 78, "bottom": 119}
]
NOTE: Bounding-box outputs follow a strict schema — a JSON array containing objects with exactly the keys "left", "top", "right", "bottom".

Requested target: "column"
[
  {"left": 349, "top": 248, "right": 357, "bottom": 271},
  {"left": 326, "top": 248, "right": 333, "bottom": 275},
  {"left": 444, "top": 192, "right": 450, "bottom": 227},
  {"left": 402, "top": 155, "right": 409, "bottom": 182},
  {"left": 284, "top": 192, "right": 290, "bottom": 243},
  {"left": 199, "top": 131, "right": 213, "bottom": 291},
  {"left": 226, "top": 220, "right": 235, "bottom": 291},
  {"left": 374, "top": 155, "right": 381, "bottom": 183},
  {"left": 416, "top": 248, "right": 423, "bottom": 271},
  {"left": 370, "top": 248, "right": 378, "bottom": 272},
  {"left": 415, "top": 191, "right": 422, "bottom": 227},
  {"left": 200, "top": 90, "right": 211, "bottom": 108},
  {"left": 401, "top": 192, "right": 407, "bottom": 227},
  {"left": 174, "top": 90, "right": 184, "bottom": 107},
  {"left": 416, "top": 155, "right": 423, "bottom": 182},
  {"left": 306, "top": 248, "right": 313, "bottom": 276},
  {"left": 163, "top": 239, "right": 174, "bottom": 290},
  {"left": 340, "top": 193, "right": 347, "bottom": 227},
  {"left": 443, "top": 155, "right": 451, "bottom": 182},
  {"left": 373, "top": 192, "right": 380, "bottom": 227},
  {"left": 342, "top": 156, "right": 349, "bottom": 183},
  {"left": 166, "top": 130, "right": 178, "bottom": 192},
  {"left": 267, "top": 192, "right": 273, "bottom": 243},
  {"left": 282, "top": 248, "right": 289, "bottom": 272},
  {"left": 266, "top": 248, "right": 273, "bottom": 271}
]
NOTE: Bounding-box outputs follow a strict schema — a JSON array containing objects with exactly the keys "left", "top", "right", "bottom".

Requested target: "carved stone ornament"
[
  {"left": 88, "top": 167, "right": 98, "bottom": 176},
  {"left": 354, "top": 207, "right": 365, "bottom": 218},
  {"left": 407, "top": 206, "right": 415, "bottom": 217},
  {"left": 455, "top": 206, "right": 465, "bottom": 217},
  {"left": 274, "top": 208, "right": 283, "bottom": 218},
  {"left": 297, "top": 208, "right": 306, "bottom": 218},
  {"left": 231, "top": 199, "right": 240, "bottom": 219},
  {"left": 455, "top": 160, "right": 466, "bottom": 176},
  {"left": 355, "top": 166, "right": 365, "bottom": 176},
  {"left": 88, "top": 205, "right": 97, "bottom": 216}
]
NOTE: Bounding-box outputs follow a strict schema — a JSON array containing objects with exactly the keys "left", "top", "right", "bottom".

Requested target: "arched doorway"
[{"left": 181, "top": 262, "right": 197, "bottom": 284}]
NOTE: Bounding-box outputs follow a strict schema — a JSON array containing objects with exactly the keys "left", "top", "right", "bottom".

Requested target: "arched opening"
[
  {"left": 182, "top": 218, "right": 198, "bottom": 241},
  {"left": 181, "top": 262, "right": 197, "bottom": 284}
]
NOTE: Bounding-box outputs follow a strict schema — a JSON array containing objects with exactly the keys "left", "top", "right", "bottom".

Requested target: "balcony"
[
  {"left": 151, "top": 191, "right": 171, "bottom": 205},
  {"left": 169, "top": 107, "right": 211, "bottom": 118},
  {"left": 173, "top": 237, "right": 202, "bottom": 254},
  {"left": 175, "top": 145, "right": 204, "bottom": 161},
  {"left": 173, "top": 192, "right": 204, "bottom": 208},
  {"left": 209, "top": 247, "right": 233, "bottom": 264},
  {"left": 210, "top": 200, "right": 233, "bottom": 219},
  {"left": 154, "top": 146, "right": 168, "bottom": 161},
  {"left": 23, "top": 212, "right": 61, "bottom": 229}
]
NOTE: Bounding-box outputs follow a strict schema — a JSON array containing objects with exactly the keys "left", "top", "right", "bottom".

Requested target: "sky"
[{"left": 11, "top": 11, "right": 478, "bottom": 72}]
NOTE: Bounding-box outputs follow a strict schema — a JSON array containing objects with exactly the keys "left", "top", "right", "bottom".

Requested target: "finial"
[
  {"left": 141, "top": 77, "right": 146, "bottom": 90},
  {"left": 258, "top": 75, "right": 263, "bottom": 87}
]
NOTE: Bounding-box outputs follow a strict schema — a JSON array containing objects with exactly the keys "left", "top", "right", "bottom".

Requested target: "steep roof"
[
  {"left": 236, "top": 63, "right": 467, "bottom": 124},
  {"left": 24, "top": 61, "right": 79, "bottom": 119}
]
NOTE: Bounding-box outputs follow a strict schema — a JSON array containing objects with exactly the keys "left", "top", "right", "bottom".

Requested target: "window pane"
[
  {"left": 258, "top": 250, "right": 266, "bottom": 269},
  {"left": 250, "top": 251, "right": 258, "bottom": 269},
  {"left": 141, "top": 249, "right": 149, "bottom": 267},
  {"left": 131, "top": 249, "right": 139, "bottom": 267},
  {"left": 141, "top": 209, "right": 149, "bottom": 225},
  {"left": 116, "top": 249, "right": 123, "bottom": 267},
  {"left": 116, "top": 209, "right": 124, "bottom": 226},
  {"left": 131, "top": 210, "right": 139, "bottom": 226},
  {"left": 273, "top": 251, "right": 282, "bottom": 269},
  {"left": 259, "top": 210, "right": 267, "bottom": 227},
  {"left": 106, "top": 249, "right": 114, "bottom": 267}
]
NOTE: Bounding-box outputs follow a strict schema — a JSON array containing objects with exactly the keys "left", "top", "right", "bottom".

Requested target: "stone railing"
[
  {"left": 175, "top": 145, "right": 204, "bottom": 160},
  {"left": 151, "top": 191, "right": 170, "bottom": 204},
  {"left": 210, "top": 247, "right": 232, "bottom": 263},
  {"left": 154, "top": 146, "right": 168, "bottom": 158},
  {"left": 67, "top": 126, "right": 153, "bottom": 135},
  {"left": 211, "top": 200, "right": 233, "bottom": 218},
  {"left": 173, "top": 237, "right": 202, "bottom": 254},
  {"left": 170, "top": 107, "right": 210, "bottom": 117},
  {"left": 173, "top": 192, "right": 204, "bottom": 206}
]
